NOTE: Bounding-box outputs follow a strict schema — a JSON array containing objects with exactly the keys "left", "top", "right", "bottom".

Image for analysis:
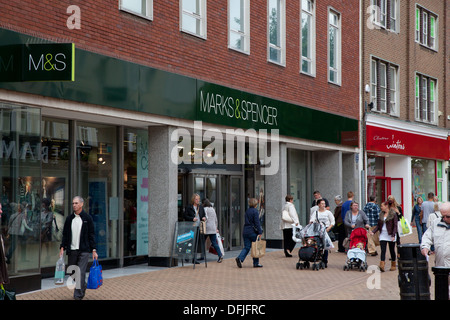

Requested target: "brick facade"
[
  {"left": 362, "top": 0, "right": 449, "bottom": 128},
  {"left": 0, "top": 0, "right": 360, "bottom": 120}
]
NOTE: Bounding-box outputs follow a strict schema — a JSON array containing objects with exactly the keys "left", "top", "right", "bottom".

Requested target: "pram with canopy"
[{"left": 343, "top": 227, "right": 368, "bottom": 272}]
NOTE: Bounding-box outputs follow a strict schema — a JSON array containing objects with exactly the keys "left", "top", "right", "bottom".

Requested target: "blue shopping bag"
[{"left": 87, "top": 259, "right": 103, "bottom": 289}]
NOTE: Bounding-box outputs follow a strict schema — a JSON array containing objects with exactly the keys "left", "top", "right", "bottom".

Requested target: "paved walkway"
[{"left": 17, "top": 230, "right": 437, "bottom": 301}]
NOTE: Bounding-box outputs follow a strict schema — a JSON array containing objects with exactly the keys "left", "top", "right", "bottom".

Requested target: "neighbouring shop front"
[
  {"left": 0, "top": 27, "right": 359, "bottom": 293},
  {"left": 366, "top": 116, "right": 449, "bottom": 222}
]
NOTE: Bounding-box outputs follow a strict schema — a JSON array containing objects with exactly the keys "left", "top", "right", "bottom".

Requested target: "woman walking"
[
  {"left": 202, "top": 199, "right": 223, "bottom": 263},
  {"left": 370, "top": 201, "right": 398, "bottom": 272},
  {"left": 236, "top": 198, "right": 263, "bottom": 268},
  {"left": 309, "top": 199, "right": 335, "bottom": 267},
  {"left": 411, "top": 197, "right": 423, "bottom": 243},
  {"left": 281, "top": 194, "right": 299, "bottom": 257}
]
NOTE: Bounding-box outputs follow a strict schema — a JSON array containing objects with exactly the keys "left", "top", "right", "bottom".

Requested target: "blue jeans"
[
  {"left": 206, "top": 233, "right": 223, "bottom": 258},
  {"left": 414, "top": 216, "right": 423, "bottom": 243},
  {"left": 237, "top": 232, "right": 259, "bottom": 266}
]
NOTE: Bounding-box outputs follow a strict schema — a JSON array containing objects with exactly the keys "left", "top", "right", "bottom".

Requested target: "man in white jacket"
[{"left": 421, "top": 202, "right": 450, "bottom": 268}]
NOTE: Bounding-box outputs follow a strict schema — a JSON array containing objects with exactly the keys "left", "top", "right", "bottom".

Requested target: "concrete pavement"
[{"left": 16, "top": 230, "right": 437, "bottom": 301}]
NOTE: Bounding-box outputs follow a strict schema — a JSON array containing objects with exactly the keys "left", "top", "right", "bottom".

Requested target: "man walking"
[
  {"left": 60, "top": 196, "right": 97, "bottom": 300},
  {"left": 421, "top": 202, "right": 450, "bottom": 268},
  {"left": 363, "top": 196, "right": 381, "bottom": 256},
  {"left": 421, "top": 192, "right": 435, "bottom": 234}
]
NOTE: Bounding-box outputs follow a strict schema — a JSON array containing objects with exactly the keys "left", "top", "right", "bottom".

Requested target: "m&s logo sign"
[{"left": 0, "top": 43, "right": 75, "bottom": 82}]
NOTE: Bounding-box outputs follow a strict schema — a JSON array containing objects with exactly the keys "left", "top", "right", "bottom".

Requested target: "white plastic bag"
[
  {"left": 216, "top": 232, "right": 224, "bottom": 257},
  {"left": 54, "top": 256, "right": 65, "bottom": 285}
]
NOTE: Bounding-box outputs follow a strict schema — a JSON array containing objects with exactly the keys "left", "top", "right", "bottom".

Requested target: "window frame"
[
  {"left": 415, "top": 5, "right": 438, "bottom": 51},
  {"left": 267, "top": 0, "right": 286, "bottom": 66},
  {"left": 228, "top": 0, "right": 250, "bottom": 54},
  {"left": 300, "top": 0, "right": 316, "bottom": 76},
  {"left": 180, "top": 0, "right": 207, "bottom": 39},
  {"left": 119, "top": 0, "right": 153, "bottom": 20},
  {"left": 415, "top": 73, "right": 438, "bottom": 124},
  {"left": 328, "top": 8, "right": 341, "bottom": 85},
  {"left": 370, "top": 57, "right": 399, "bottom": 117}
]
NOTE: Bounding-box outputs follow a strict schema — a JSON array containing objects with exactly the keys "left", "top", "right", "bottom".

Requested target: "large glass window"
[
  {"left": 412, "top": 158, "right": 436, "bottom": 203},
  {"left": 0, "top": 104, "right": 41, "bottom": 278},
  {"left": 288, "top": 149, "right": 307, "bottom": 225},
  {"left": 268, "top": 0, "right": 285, "bottom": 65},
  {"left": 228, "top": 0, "right": 250, "bottom": 54},
  {"left": 76, "top": 122, "right": 118, "bottom": 260},
  {"left": 40, "top": 117, "right": 70, "bottom": 267},
  {"left": 123, "top": 128, "right": 149, "bottom": 257}
]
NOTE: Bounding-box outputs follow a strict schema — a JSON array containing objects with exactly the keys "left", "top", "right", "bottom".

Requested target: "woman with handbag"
[
  {"left": 202, "top": 199, "right": 223, "bottom": 263},
  {"left": 370, "top": 201, "right": 398, "bottom": 272},
  {"left": 236, "top": 198, "right": 263, "bottom": 268},
  {"left": 281, "top": 195, "right": 299, "bottom": 257}
]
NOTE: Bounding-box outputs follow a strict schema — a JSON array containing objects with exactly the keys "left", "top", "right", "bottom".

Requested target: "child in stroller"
[
  {"left": 343, "top": 227, "right": 368, "bottom": 271},
  {"left": 293, "top": 222, "right": 327, "bottom": 271}
]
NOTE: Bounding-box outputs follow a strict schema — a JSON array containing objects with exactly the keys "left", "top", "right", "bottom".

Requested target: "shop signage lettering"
[
  {"left": 199, "top": 90, "right": 278, "bottom": 127},
  {"left": 366, "top": 125, "right": 449, "bottom": 160},
  {"left": 0, "top": 140, "right": 68, "bottom": 163},
  {"left": 0, "top": 43, "right": 75, "bottom": 82}
]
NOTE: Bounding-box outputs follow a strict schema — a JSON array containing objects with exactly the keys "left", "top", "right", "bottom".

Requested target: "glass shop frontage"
[{"left": 0, "top": 102, "right": 152, "bottom": 293}]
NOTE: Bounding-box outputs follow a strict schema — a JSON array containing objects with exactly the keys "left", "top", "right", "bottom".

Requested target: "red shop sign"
[{"left": 366, "top": 125, "right": 449, "bottom": 160}]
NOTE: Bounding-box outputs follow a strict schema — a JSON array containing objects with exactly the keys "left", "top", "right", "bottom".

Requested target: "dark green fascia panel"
[
  {"left": 196, "top": 81, "right": 358, "bottom": 146},
  {"left": 0, "top": 27, "right": 357, "bottom": 146}
]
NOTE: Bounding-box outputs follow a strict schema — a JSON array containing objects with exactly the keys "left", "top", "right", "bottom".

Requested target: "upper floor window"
[
  {"left": 369, "top": 0, "right": 399, "bottom": 32},
  {"left": 181, "top": 0, "right": 207, "bottom": 38},
  {"left": 370, "top": 58, "right": 399, "bottom": 116},
  {"left": 228, "top": 0, "right": 250, "bottom": 54},
  {"left": 415, "top": 6, "right": 438, "bottom": 50},
  {"left": 415, "top": 73, "right": 437, "bottom": 124},
  {"left": 120, "top": 0, "right": 153, "bottom": 20},
  {"left": 268, "top": 0, "right": 286, "bottom": 66},
  {"left": 328, "top": 9, "right": 341, "bottom": 85},
  {"left": 300, "top": 0, "right": 315, "bottom": 76}
]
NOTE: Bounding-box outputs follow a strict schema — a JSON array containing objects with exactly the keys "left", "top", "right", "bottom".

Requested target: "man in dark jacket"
[{"left": 59, "top": 196, "right": 97, "bottom": 300}]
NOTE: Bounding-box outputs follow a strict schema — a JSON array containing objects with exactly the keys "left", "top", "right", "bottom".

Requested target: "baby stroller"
[
  {"left": 293, "top": 222, "right": 326, "bottom": 271},
  {"left": 343, "top": 227, "right": 368, "bottom": 272}
]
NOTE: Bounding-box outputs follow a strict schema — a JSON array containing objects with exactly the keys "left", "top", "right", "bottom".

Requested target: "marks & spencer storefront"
[{"left": 0, "top": 27, "right": 359, "bottom": 293}]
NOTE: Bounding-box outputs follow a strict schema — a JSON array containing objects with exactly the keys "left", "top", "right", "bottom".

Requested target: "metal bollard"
[
  {"left": 397, "top": 243, "right": 431, "bottom": 300},
  {"left": 432, "top": 267, "right": 450, "bottom": 300}
]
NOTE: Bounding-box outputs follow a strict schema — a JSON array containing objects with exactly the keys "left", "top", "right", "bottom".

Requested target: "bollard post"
[
  {"left": 432, "top": 267, "right": 450, "bottom": 300},
  {"left": 397, "top": 243, "right": 431, "bottom": 300}
]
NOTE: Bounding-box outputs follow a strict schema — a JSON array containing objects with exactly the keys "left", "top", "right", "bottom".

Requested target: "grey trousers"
[{"left": 68, "top": 250, "right": 90, "bottom": 299}]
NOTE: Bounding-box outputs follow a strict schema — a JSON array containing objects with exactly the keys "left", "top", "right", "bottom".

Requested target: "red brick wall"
[{"left": 0, "top": 0, "right": 360, "bottom": 119}]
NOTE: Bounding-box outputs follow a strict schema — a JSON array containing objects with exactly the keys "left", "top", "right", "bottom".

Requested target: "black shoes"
[
  {"left": 235, "top": 257, "right": 242, "bottom": 268},
  {"left": 217, "top": 257, "right": 223, "bottom": 263},
  {"left": 253, "top": 264, "right": 263, "bottom": 268}
]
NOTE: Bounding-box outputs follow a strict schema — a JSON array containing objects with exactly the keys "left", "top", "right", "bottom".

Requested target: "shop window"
[
  {"left": 0, "top": 104, "right": 41, "bottom": 277},
  {"left": 40, "top": 117, "right": 70, "bottom": 268},
  {"left": 123, "top": 128, "right": 148, "bottom": 257},
  {"left": 411, "top": 158, "right": 436, "bottom": 203},
  {"left": 76, "top": 122, "right": 119, "bottom": 260}
]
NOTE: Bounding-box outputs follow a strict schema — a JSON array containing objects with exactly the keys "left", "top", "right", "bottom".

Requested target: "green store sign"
[
  {"left": 0, "top": 43, "right": 75, "bottom": 82},
  {"left": 0, "top": 27, "right": 358, "bottom": 147}
]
